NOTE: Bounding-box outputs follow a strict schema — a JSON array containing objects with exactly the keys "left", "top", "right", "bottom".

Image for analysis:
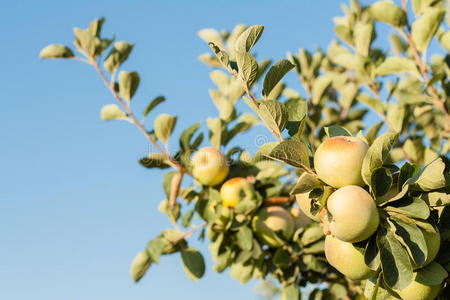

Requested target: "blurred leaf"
[
  {"left": 181, "top": 208, "right": 195, "bottom": 228},
  {"left": 118, "top": 71, "right": 140, "bottom": 102},
  {"left": 369, "top": 1, "right": 407, "bottom": 27},
  {"left": 312, "top": 75, "right": 332, "bottom": 105},
  {"left": 404, "top": 158, "right": 446, "bottom": 191},
  {"left": 198, "top": 28, "right": 224, "bottom": 49},
  {"left": 366, "top": 122, "right": 384, "bottom": 146},
  {"left": 179, "top": 122, "right": 201, "bottom": 152},
  {"left": 354, "top": 22, "right": 373, "bottom": 56},
  {"left": 290, "top": 172, "right": 322, "bottom": 195},
  {"left": 206, "top": 117, "right": 225, "bottom": 149},
  {"left": 181, "top": 248, "right": 205, "bottom": 281},
  {"left": 357, "top": 94, "right": 384, "bottom": 116},
  {"left": 386, "top": 104, "right": 405, "bottom": 132},
  {"left": 375, "top": 57, "right": 420, "bottom": 77},
  {"left": 139, "top": 153, "right": 171, "bottom": 169},
  {"left": 154, "top": 114, "right": 177, "bottom": 148},
  {"left": 143, "top": 96, "right": 165, "bottom": 117},
  {"left": 281, "top": 283, "right": 300, "bottom": 300},
  {"left": 104, "top": 41, "right": 134, "bottom": 72},
  {"left": 147, "top": 237, "right": 168, "bottom": 264},
  {"left": 412, "top": 7, "right": 445, "bottom": 52},
  {"left": 39, "top": 44, "right": 74, "bottom": 59},
  {"left": 236, "top": 226, "right": 253, "bottom": 251},
  {"left": 262, "top": 59, "right": 295, "bottom": 97},
  {"left": 100, "top": 104, "right": 126, "bottom": 121},
  {"left": 130, "top": 251, "right": 152, "bottom": 282}
]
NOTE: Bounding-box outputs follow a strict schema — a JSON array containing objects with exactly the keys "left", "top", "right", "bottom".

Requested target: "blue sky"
[{"left": 0, "top": 0, "right": 397, "bottom": 299}]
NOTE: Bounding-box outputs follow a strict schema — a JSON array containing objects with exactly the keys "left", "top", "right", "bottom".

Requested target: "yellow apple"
[
  {"left": 327, "top": 185, "right": 379, "bottom": 243},
  {"left": 219, "top": 177, "right": 255, "bottom": 208},
  {"left": 252, "top": 206, "right": 295, "bottom": 248},
  {"left": 191, "top": 147, "right": 229, "bottom": 186},
  {"left": 295, "top": 192, "right": 322, "bottom": 222},
  {"left": 394, "top": 271, "right": 441, "bottom": 300},
  {"left": 314, "top": 136, "right": 369, "bottom": 188},
  {"left": 324, "top": 235, "right": 378, "bottom": 280}
]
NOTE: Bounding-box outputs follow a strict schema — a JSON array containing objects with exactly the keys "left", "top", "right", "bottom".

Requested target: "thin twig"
[
  {"left": 263, "top": 196, "right": 294, "bottom": 206},
  {"left": 88, "top": 57, "right": 191, "bottom": 175}
]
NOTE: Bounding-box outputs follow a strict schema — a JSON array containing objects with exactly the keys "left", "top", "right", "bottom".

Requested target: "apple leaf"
[
  {"left": 416, "top": 262, "right": 448, "bottom": 286},
  {"left": 103, "top": 41, "right": 134, "bottom": 72},
  {"left": 39, "top": 44, "right": 74, "bottom": 59},
  {"left": 324, "top": 125, "right": 352, "bottom": 137},
  {"left": 369, "top": 1, "right": 407, "bottom": 27},
  {"left": 100, "top": 104, "right": 126, "bottom": 121},
  {"left": 235, "top": 25, "right": 264, "bottom": 53},
  {"left": 154, "top": 114, "right": 177, "bottom": 148},
  {"left": 265, "top": 139, "right": 310, "bottom": 168},
  {"left": 118, "top": 70, "right": 140, "bottom": 102},
  {"left": 143, "top": 96, "right": 165, "bottom": 117},
  {"left": 411, "top": 7, "right": 445, "bottom": 53},
  {"left": 181, "top": 247, "right": 205, "bottom": 281},
  {"left": 262, "top": 59, "right": 295, "bottom": 97},
  {"left": 385, "top": 197, "right": 430, "bottom": 220},
  {"left": 130, "top": 251, "right": 152, "bottom": 282},
  {"left": 404, "top": 158, "right": 446, "bottom": 191}
]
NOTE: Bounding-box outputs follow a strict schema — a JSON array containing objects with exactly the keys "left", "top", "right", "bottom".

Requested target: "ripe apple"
[
  {"left": 324, "top": 235, "right": 378, "bottom": 280},
  {"left": 327, "top": 185, "right": 379, "bottom": 243},
  {"left": 219, "top": 177, "right": 255, "bottom": 208},
  {"left": 252, "top": 206, "right": 295, "bottom": 248},
  {"left": 393, "top": 271, "right": 441, "bottom": 300},
  {"left": 295, "top": 192, "right": 322, "bottom": 222},
  {"left": 290, "top": 206, "right": 312, "bottom": 228},
  {"left": 314, "top": 136, "right": 369, "bottom": 188},
  {"left": 191, "top": 147, "right": 229, "bottom": 186}
]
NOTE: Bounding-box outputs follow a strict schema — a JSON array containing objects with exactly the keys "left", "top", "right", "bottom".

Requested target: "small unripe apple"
[
  {"left": 252, "top": 206, "right": 295, "bottom": 248},
  {"left": 220, "top": 177, "right": 255, "bottom": 208},
  {"left": 393, "top": 271, "right": 441, "bottom": 300},
  {"left": 290, "top": 206, "right": 312, "bottom": 228},
  {"left": 295, "top": 192, "right": 322, "bottom": 222},
  {"left": 324, "top": 235, "right": 378, "bottom": 280},
  {"left": 191, "top": 147, "right": 229, "bottom": 186},
  {"left": 327, "top": 185, "right": 379, "bottom": 243},
  {"left": 314, "top": 136, "right": 369, "bottom": 188}
]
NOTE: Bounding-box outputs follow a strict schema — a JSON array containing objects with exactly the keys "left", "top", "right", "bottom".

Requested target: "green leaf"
[
  {"left": 206, "top": 117, "right": 225, "bottom": 149},
  {"left": 244, "top": 98, "right": 288, "bottom": 139},
  {"left": 236, "top": 226, "right": 253, "bottom": 251},
  {"left": 334, "top": 25, "right": 353, "bottom": 45},
  {"left": 208, "top": 42, "right": 230, "bottom": 70},
  {"left": 361, "top": 132, "right": 399, "bottom": 186},
  {"left": 398, "top": 162, "right": 420, "bottom": 190},
  {"left": 390, "top": 217, "right": 427, "bottom": 267},
  {"left": 386, "top": 104, "right": 405, "bottom": 132},
  {"left": 371, "top": 167, "right": 393, "bottom": 197},
  {"left": 100, "top": 104, "right": 126, "bottom": 121},
  {"left": 181, "top": 208, "right": 195, "bottom": 228},
  {"left": 324, "top": 125, "right": 351, "bottom": 137},
  {"left": 154, "top": 114, "right": 177, "bottom": 148},
  {"left": 364, "top": 275, "right": 392, "bottom": 300},
  {"left": 139, "top": 153, "right": 171, "bottom": 169},
  {"left": 386, "top": 197, "right": 430, "bottom": 219},
  {"left": 375, "top": 57, "right": 420, "bottom": 77},
  {"left": 422, "top": 192, "right": 450, "bottom": 206},
  {"left": 147, "top": 237, "right": 168, "bottom": 264},
  {"left": 198, "top": 28, "right": 224, "bottom": 49},
  {"left": 377, "top": 225, "right": 413, "bottom": 290},
  {"left": 181, "top": 248, "right": 205, "bottom": 281},
  {"left": 354, "top": 22, "right": 374, "bottom": 57},
  {"left": 262, "top": 59, "right": 295, "bottom": 97},
  {"left": 338, "top": 82, "right": 359, "bottom": 110},
  {"left": 236, "top": 51, "right": 258, "bottom": 86},
  {"left": 229, "top": 261, "right": 253, "bottom": 284},
  {"left": 439, "top": 31, "right": 450, "bottom": 50},
  {"left": 411, "top": 7, "right": 445, "bottom": 52},
  {"left": 266, "top": 139, "right": 310, "bottom": 168},
  {"left": 404, "top": 158, "right": 446, "bottom": 191},
  {"left": 300, "top": 223, "right": 324, "bottom": 246},
  {"left": 365, "top": 122, "right": 384, "bottom": 146},
  {"left": 281, "top": 283, "right": 300, "bottom": 300},
  {"left": 39, "top": 44, "right": 74, "bottom": 59},
  {"left": 235, "top": 25, "right": 264, "bottom": 53},
  {"left": 130, "top": 251, "right": 152, "bottom": 282},
  {"left": 290, "top": 171, "right": 322, "bottom": 195},
  {"left": 273, "top": 248, "right": 293, "bottom": 266},
  {"left": 179, "top": 122, "right": 201, "bottom": 152},
  {"left": 312, "top": 75, "right": 332, "bottom": 105},
  {"left": 357, "top": 93, "right": 384, "bottom": 116},
  {"left": 143, "top": 96, "right": 165, "bottom": 118},
  {"left": 369, "top": 1, "right": 407, "bottom": 27},
  {"left": 365, "top": 236, "right": 381, "bottom": 271},
  {"left": 103, "top": 41, "right": 134, "bottom": 72},
  {"left": 118, "top": 71, "right": 140, "bottom": 102},
  {"left": 73, "top": 27, "right": 101, "bottom": 57},
  {"left": 415, "top": 262, "right": 448, "bottom": 286}
]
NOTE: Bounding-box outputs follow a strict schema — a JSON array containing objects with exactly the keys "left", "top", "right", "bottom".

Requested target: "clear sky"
[{"left": 0, "top": 0, "right": 394, "bottom": 299}]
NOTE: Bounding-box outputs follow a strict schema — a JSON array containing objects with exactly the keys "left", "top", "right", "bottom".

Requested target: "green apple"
[
  {"left": 191, "top": 147, "right": 229, "bottom": 186},
  {"left": 314, "top": 136, "right": 369, "bottom": 188},
  {"left": 219, "top": 177, "right": 255, "bottom": 208},
  {"left": 324, "top": 235, "right": 378, "bottom": 280},
  {"left": 295, "top": 192, "right": 322, "bottom": 222},
  {"left": 393, "top": 271, "right": 441, "bottom": 300},
  {"left": 252, "top": 206, "right": 295, "bottom": 248},
  {"left": 327, "top": 185, "right": 379, "bottom": 243}
]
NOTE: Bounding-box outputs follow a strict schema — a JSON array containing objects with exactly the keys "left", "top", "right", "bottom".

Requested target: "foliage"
[{"left": 42, "top": 1, "right": 450, "bottom": 299}]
